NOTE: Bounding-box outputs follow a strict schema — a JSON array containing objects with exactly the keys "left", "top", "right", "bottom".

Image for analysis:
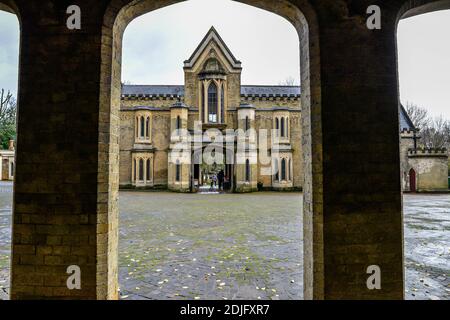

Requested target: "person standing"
[{"left": 218, "top": 170, "right": 224, "bottom": 191}]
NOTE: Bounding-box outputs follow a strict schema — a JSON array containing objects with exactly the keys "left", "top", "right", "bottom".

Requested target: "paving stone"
[{"left": 1, "top": 184, "right": 449, "bottom": 300}]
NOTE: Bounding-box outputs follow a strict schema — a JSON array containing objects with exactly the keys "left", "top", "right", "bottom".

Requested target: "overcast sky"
[{"left": 0, "top": 0, "right": 449, "bottom": 118}]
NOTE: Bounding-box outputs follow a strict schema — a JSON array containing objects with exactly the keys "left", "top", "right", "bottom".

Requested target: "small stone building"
[
  {"left": 0, "top": 139, "right": 15, "bottom": 181},
  {"left": 399, "top": 105, "right": 449, "bottom": 192}
]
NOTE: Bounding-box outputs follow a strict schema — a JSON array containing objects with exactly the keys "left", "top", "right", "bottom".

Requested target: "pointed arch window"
[
  {"left": 146, "top": 117, "right": 150, "bottom": 138},
  {"left": 245, "top": 159, "right": 250, "bottom": 182},
  {"left": 275, "top": 118, "right": 279, "bottom": 136},
  {"left": 281, "top": 158, "right": 287, "bottom": 181},
  {"left": 221, "top": 83, "right": 225, "bottom": 123},
  {"left": 208, "top": 82, "right": 218, "bottom": 123},
  {"left": 281, "top": 118, "right": 285, "bottom": 137},
  {"left": 245, "top": 116, "right": 250, "bottom": 131},
  {"left": 146, "top": 159, "right": 151, "bottom": 181},
  {"left": 176, "top": 115, "right": 181, "bottom": 130},
  {"left": 139, "top": 159, "right": 144, "bottom": 181},
  {"left": 140, "top": 117, "right": 145, "bottom": 138}
]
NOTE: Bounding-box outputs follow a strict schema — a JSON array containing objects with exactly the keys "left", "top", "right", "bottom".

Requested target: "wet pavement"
[
  {"left": 0, "top": 182, "right": 448, "bottom": 300},
  {"left": 403, "top": 194, "right": 450, "bottom": 300}
]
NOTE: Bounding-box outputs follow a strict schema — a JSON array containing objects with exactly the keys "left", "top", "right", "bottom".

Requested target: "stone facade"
[
  {"left": 406, "top": 149, "right": 448, "bottom": 192},
  {"left": 119, "top": 27, "right": 302, "bottom": 192}
]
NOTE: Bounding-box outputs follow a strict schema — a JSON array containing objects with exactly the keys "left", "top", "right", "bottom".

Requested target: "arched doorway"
[{"left": 409, "top": 168, "right": 416, "bottom": 192}]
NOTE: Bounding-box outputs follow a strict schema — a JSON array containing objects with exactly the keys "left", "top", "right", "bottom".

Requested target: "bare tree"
[
  {"left": 405, "top": 102, "right": 430, "bottom": 130},
  {"left": 0, "top": 89, "right": 17, "bottom": 149},
  {"left": 420, "top": 116, "right": 450, "bottom": 149},
  {"left": 278, "top": 76, "right": 298, "bottom": 86},
  {"left": 405, "top": 102, "right": 450, "bottom": 150}
]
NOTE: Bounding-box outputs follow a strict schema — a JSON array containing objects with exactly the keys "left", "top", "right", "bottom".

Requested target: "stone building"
[
  {"left": 120, "top": 27, "right": 302, "bottom": 192},
  {"left": 0, "top": 139, "right": 14, "bottom": 181},
  {"left": 399, "top": 106, "right": 449, "bottom": 192},
  {"left": 120, "top": 27, "right": 448, "bottom": 193}
]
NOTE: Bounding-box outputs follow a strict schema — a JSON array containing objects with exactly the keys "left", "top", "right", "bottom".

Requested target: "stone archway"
[
  {"left": 99, "top": 0, "right": 322, "bottom": 300},
  {"left": 8, "top": 0, "right": 450, "bottom": 300}
]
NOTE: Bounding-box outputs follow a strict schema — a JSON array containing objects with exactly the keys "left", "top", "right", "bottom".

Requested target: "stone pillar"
[
  {"left": 307, "top": 5, "right": 405, "bottom": 299},
  {"left": 9, "top": 1, "right": 113, "bottom": 299},
  {"left": 168, "top": 102, "right": 190, "bottom": 192},
  {"left": 235, "top": 104, "right": 257, "bottom": 192}
]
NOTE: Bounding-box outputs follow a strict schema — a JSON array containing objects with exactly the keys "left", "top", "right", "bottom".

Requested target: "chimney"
[{"left": 8, "top": 139, "right": 14, "bottom": 151}]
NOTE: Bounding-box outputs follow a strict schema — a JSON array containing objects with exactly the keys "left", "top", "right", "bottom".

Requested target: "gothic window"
[
  {"left": 176, "top": 160, "right": 181, "bottom": 182},
  {"left": 208, "top": 82, "right": 218, "bottom": 123},
  {"left": 245, "top": 159, "right": 250, "bottom": 182},
  {"left": 146, "top": 159, "right": 151, "bottom": 181},
  {"left": 176, "top": 115, "right": 181, "bottom": 130},
  {"left": 140, "top": 116, "right": 145, "bottom": 138},
  {"left": 139, "top": 159, "right": 144, "bottom": 181},
  {"left": 281, "top": 158, "right": 286, "bottom": 180},
  {"left": 245, "top": 116, "right": 250, "bottom": 131},
  {"left": 133, "top": 159, "right": 136, "bottom": 181},
  {"left": 221, "top": 83, "right": 225, "bottom": 123},
  {"left": 275, "top": 118, "right": 279, "bottom": 136},
  {"left": 281, "top": 117, "right": 285, "bottom": 137},
  {"left": 146, "top": 117, "right": 150, "bottom": 138}
]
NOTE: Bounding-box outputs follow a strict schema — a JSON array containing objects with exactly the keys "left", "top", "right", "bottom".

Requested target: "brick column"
[
  {"left": 313, "top": 5, "right": 404, "bottom": 299},
  {"left": 10, "top": 1, "right": 113, "bottom": 299}
]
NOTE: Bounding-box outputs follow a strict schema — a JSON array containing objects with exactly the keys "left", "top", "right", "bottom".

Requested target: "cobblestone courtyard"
[{"left": 0, "top": 182, "right": 448, "bottom": 300}]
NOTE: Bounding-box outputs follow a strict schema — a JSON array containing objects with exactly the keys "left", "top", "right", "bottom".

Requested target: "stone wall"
[{"left": 408, "top": 149, "right": 449, "bottom": 191}]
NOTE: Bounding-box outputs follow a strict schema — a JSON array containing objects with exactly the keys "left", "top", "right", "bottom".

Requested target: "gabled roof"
[
  {"left": 399, "top": 104, "right": 416, "bottom": 131},
  {"left": 184, "top": 26, "right": 242, "bottom": 70}
]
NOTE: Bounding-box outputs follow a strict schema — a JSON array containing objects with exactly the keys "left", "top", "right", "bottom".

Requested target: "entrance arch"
[
  {"left": 11, "top": 0, "right": 450, "bottom": 301},
  {"left": 99, "top": 0, "right": 322, "bottom": 300}
]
